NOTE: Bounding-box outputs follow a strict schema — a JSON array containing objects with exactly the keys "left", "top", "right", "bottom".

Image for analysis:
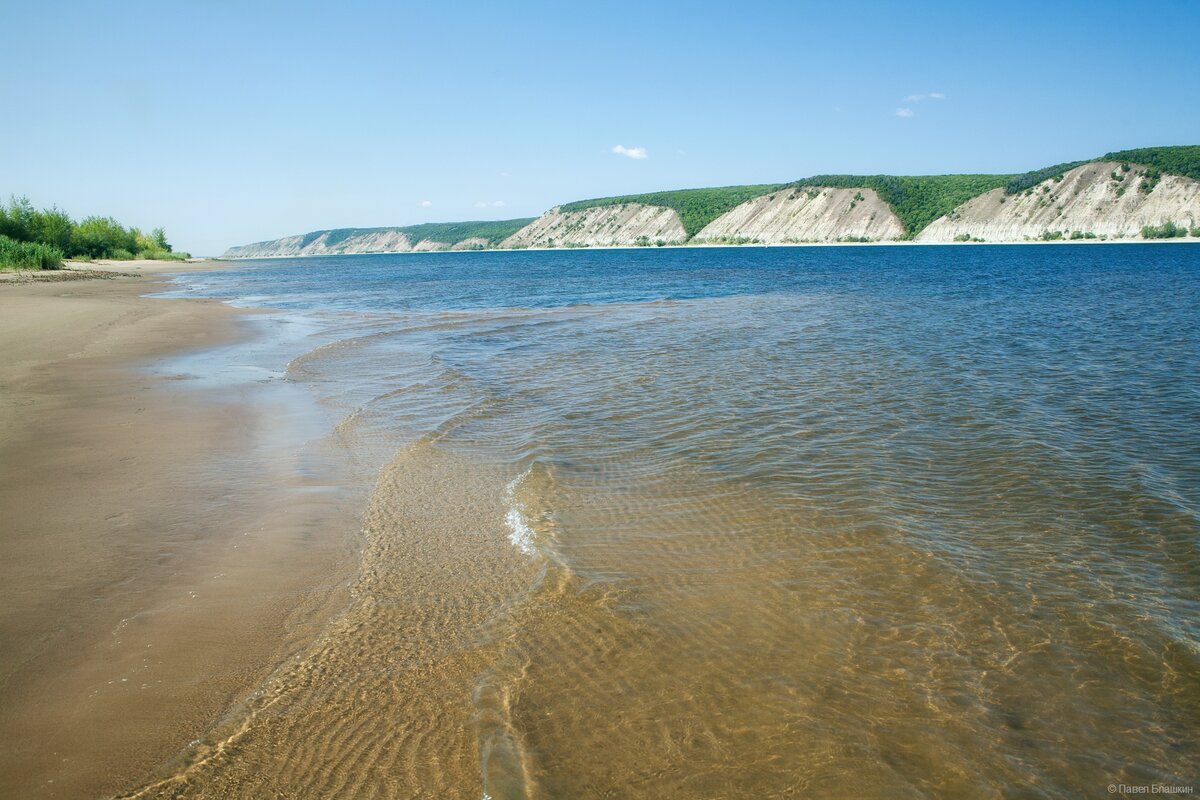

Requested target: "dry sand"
[{"left": 0, "top": 264, "right": 361, "bottom": 797}]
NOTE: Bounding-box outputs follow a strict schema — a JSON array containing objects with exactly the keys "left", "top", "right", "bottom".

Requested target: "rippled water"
[{"left": 150, "top": 244, "right": 1200, "bottom": 798}]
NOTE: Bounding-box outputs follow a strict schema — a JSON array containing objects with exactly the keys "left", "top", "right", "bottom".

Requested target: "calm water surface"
[{"left": 151, "top": 244, "right": 1200, "bottom": 798}]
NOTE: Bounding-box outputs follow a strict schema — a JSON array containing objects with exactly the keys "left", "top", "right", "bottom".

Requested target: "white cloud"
[
  {"left": 895, "top": 108, "right": 914, "bottom": 118},
  {"left": 419, "top": 200, "right": 433, "bottom": 207},
  {"left": 474, "top": 200, "right": 505, "bottom": 208},
  {"left": 905, "top": 92, "right": 946, "bottom": 102},
  {"left": 612, "top": 144, "right": 648, "bottom": 160},
  {"left": 499, "top": 171, "right": 510, "bottom": 177}
]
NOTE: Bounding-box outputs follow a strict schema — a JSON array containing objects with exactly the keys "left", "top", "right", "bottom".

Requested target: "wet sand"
[{"left": 0, "top": 266, "right": 361, "bottom": 798}]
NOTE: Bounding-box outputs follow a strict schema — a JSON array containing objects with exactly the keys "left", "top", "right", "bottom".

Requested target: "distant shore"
[
  {"left": 216, "top": 236, "right": 1200, "bottom": 261},
  {"left": 0, "top": 263, "right": 359, "bottom": 797}
]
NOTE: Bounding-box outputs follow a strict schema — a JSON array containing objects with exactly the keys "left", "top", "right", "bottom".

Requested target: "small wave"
[{"left": 503, "top": 469, "right": 537, "bottom": 556}]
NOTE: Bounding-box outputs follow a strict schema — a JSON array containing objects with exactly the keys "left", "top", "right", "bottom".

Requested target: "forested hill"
[{"left": 223, "top": 145, "right": 1200, "bottom": 256}]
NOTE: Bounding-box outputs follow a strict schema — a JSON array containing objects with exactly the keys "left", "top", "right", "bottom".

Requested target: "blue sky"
[{"left": 2, "top": 0, "right": 1197, "bottom": 255}]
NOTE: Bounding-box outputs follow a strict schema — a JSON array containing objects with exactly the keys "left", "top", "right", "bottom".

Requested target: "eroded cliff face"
[
  {"left": 451, "top": 237, "right": 491, "bottom": 250},
  {"left": 695, "top": 187, "right": 904, "bottom": 243},
  {"left": 222, "top": 230, "right": 501, "bottom": 258},
  {"left": 223, "top": 230, "right": 414, "bottom": 258},
  {"left": 917, "top": 162, "right": 1200, "bottom": 242},
  {"left": 500, "top": 204, "right": 687, "bottom": 248}
]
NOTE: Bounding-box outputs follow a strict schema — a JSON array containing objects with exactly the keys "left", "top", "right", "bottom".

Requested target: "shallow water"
[{"left": 148, "top": 244, "right": 1200, "bottom": 798}]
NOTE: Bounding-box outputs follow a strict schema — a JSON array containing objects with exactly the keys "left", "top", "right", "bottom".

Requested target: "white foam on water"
[{"left": 503, "top": 469, "right": 537, "bottom": 556}]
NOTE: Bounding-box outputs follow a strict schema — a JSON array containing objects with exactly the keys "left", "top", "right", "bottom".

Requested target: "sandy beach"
[{"left": 0, "top": 264, "right": 361, "bottom": 798}]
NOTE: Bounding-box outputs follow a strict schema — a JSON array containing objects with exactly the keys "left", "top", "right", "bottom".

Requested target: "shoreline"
[
  {"left": 0, "top": 264, "right": 362, "bottom": 797},
  {"left": 216, "top": 236, "right": 1200, "bottom": 260}
]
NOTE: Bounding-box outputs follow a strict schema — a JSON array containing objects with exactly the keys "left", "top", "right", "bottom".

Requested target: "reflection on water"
[{"left": 142, "top": 244, "right": 1200, "bottom": 798}]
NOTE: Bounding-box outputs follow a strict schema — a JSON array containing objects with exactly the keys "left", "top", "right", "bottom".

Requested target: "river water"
[{"left": 144, "top": 243, "right": 1200, "bottom": 798}]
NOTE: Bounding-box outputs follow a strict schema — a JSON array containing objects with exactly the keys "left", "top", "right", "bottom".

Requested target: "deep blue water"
[{"left": 178, "top": 242, "right": 1200, "bottom": 313}]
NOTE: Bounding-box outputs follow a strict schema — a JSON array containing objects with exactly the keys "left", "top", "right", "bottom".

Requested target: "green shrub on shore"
[
  {"left": 0, "top": 234, "right": 64, "bottom": 270},
  {"left": 1141, "top": 220, "right": 1188, "bottom": 239},
  {"left": 698, "top": 235, "right": 763, "bottom": 245},
  {"left": 0, "top": 196, "right": 185, "bottom": 261}
]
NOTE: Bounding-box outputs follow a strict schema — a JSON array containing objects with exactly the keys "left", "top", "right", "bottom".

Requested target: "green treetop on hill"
[
  {"left": 790, "top": 174, "right": 1015, "bottom": 238},
  {"left": 1103, "top": 146, "right": 1200, "bottom": 182},
  {"left": 560, "top": 185, "right": 788, "bottom": 239}
]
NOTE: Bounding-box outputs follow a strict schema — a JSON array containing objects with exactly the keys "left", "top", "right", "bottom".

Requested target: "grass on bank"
[
  {"left": 0, "top": 234, "right": 63, "bottom": 270},
  {"left": 0, "top": 196, "right": 189, "bottom": 269},
  {"left": 560, "top": 185, "right": 787, "bottom": 239}
]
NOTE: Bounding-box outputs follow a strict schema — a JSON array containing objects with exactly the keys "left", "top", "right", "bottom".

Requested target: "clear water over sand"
[{"left": 144, "top": 244, "right": 1200, "bottom": 798}]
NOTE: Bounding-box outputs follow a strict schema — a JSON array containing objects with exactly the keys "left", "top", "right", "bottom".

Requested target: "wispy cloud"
[
  {"left": 895, "top": 108, "right": 915, "bottom": 118},
  {"left": 419, "top": 200, "right": 433, "bottom": 207},
  {"left": 905, "top": 92, "right": 946, "bottom": 102},
  {"left": 474, "top": 200, "right": 505, "bottom": 208},
  {"left": 612, "top": 144, "right": 648, "bottom": 160}
]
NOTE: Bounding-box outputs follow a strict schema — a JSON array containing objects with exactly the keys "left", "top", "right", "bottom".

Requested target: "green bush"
[
  {"left": 72, "top": 216, "right": 138, "bottom": 258},
  {"left": 36, "top": 207, "right": 75, "bottom": 252},
  {"left": 0, "top": 195, "right": 181, "bottom": 260},
  {"left": 0, "top": 234, "right": 63, "bottom": 270},
  {"left": 1141, "top": 220, "right": 1187, "bottom": 239},
  {"left": 1140, "top": 166, "right": 1161, "bottom": 194}
]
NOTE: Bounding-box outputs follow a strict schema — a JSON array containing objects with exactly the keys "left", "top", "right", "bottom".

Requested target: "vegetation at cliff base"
[
  {"left": 0, "top": 196, "right": 187, "bottom": 269},
  {"left": 1141, "top": 220, "right": 1189, "bottom": 239},
  {"left": 791, "top": 174, "right": 1013, "bottom": 237},
  {"left": 560, "top": 185, "right": 786, "bottom": 238},
  {"left": 1103, "top": 146, "right": 1200, "bottom": 181}
]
